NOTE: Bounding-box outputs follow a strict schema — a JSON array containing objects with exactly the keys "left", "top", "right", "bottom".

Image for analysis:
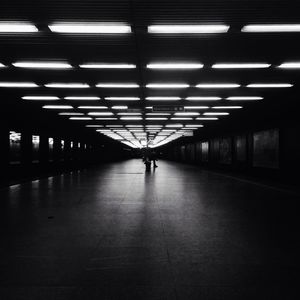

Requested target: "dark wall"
[{"left": 161, "top": 120, "right": 300, "bottom": 184}]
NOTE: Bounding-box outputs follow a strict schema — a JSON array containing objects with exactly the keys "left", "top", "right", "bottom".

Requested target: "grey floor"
[{"left": 0, "top": 159, "right": 299, "bottom": 300}]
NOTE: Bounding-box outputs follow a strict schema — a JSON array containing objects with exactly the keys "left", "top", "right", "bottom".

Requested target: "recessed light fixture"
[
  {"left": 64, "top": 96, "right": 100, "bottom": 100},
  {"left": 45, "top": 83, "right": 89, "bottom": 88},
  {"left": 111, "top": 106, "right": 128, "bottom": 109},
  {"left": 0, "top": 22, "right": 38, "bottom": 33},
  {"left": 185, "top": 124, "right": 203, "bottom": 127},
  {"left": 86, "top": 125, "right": 104, "bottom": 127},
  {"left": 78, "top": 106, "right": 107, "bottom": 109},
  {"left": 59, "top": 112, "right": 84, "bottom": 116},
  {"left": 95, "top": 117, "right": 117, "bottom": 120},
  {"left": 147, "top": 63, "right": 203, "bottom": 69},
  {"left": 79, "top": 63, "right": 136, "bottom": 69},
  {"left": 146, "top": 113, "right": 171, "bottom": 116},
  {"left": 148, "top": 25, "right": 229, "bottom": 34},
  {"left": 117, "top": 113, "right": 142, "bottom": 115},
  {"left": 22, "top": 96, "right": 59, "bottom": 100},
  {"left": 48, "top": 23, "right": 131, "bottom": 34},
  {"left": 186, "top": 96, "right": 221, "bottom": 101},
  {"left": 43, "top": 105, "right": 73, "bottom": 109},
  {"left": 13, "top": 61, "right": 72, "bottom": 69},
  {"left": 70, "top": 117, "right": 92, "bottom": 120},
  {"left": 120, "top": 117, "right": 142, "bottom": 120},
  {"left": 146, "top": 96, "right": 181, "bottom": 100},
  {"left": 226, "top": 96, "right": 263, "bottom": 101},
  {"left": 184, "top": 106, "right": 209, "bottom": 109},
  {"left": 96, "top": 83, "right": 139, "bottom": 88},
  {"left": 212, "top": 63, "right": 270, "bottom": 69},
  {"left": 196, "top": 117, "right": 219, "bottom": 120},
  {"left": 247, "top": 83, "right": 293, "bottom": 88},
  {"left": 212, "top": 106, "right": 242, "bottom": 109},
  {"left": 203, "top": 112, "right": 229, "bottom": 115},
  {"left": 278, "top": 62, "right": 300, "bottom": 69},
  {"left": 171, "top": 117, "right": 193, "bottom": 120},
  {"left": 174, "top": 112, "right": 200, "bottom": 116},
  {"left": 242, "top": 24, "right": 300, "bottom": 33},
  {"left": 88, "top": 112, "right": 113, "bottom": 116},
  {"left": 196, "top": 83, "right": 240, "bottom": 88},
  {"left": 146, "top": 117, "right": 168, "bottom": 120},
  {"left": 146, "top": 83, "right": 189, "bottom": 89},
  {"left": 0, "top": 82, "right": 38, "bottom": 88},
  {"left": 105, "top": 97, "right": 140, "bottom": 100}
]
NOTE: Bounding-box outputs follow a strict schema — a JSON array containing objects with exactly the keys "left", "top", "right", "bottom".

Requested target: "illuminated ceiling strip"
[
  {"left": 146, "top": 83, "right": 189, "bottom": 88},
  {"left": 196, "top": 83, "right": 240, "bottom": 88},
  {"left": 212, "top": 63, "right": 270, "bottom": 69},
  {"left": 247, "top": 83, "right": 293, "bottom": 88},
  {"left": 78, "top": 106, "right": 107, "bottom": 109},
  {"left": 147, "top": 63, "right": 203, "bottom": 69},
  {"left": 64, "top": 96, "right": 100, "bottom": 100},
  {"left": 13, "top": 61, "right": 72, "bottom": 69},
  {"left": 49, "top": 23, "right": 131, "bottom": 34},
  {"left": 45, "top": 83, "right": 90, "bottom": 88},
  {"left": 278, "top": 62, "right": 300, "bottom": 69},
  {"left": 148, "top": 25, "right": 229, "bottom": 34},
  {"left": 242, "top": 24, "right": 300, "bottom": 33},
  {"left": 79, "top": 63, "right": 136, "bottom": 69},
  {"left": 0, "top": 82, "right": 38, "bottom": 88},
  {"left": 96, "top": 83, "right": 139, "bottom": 88},
  {"left": 43, "top": 105, "right": 73, "bottom": 109},
  {"left": 22, "top": 96, "right": 59, "bottom": 100},
  {"left": 105, "top": 97, "right": 140, "bottom": 100},
  {"left": 0, "top": 22, "right": 38, "bottom": 33},
  {"left": 226, "top": 96, "right": 263, "bottom": 100}
]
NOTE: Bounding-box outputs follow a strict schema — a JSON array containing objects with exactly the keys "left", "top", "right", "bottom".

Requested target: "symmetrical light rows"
[
  {"left": 2, "top": 22, "right": 300, "bottom": 34},
  {"left": 0, "top": 82, "right": 294, "bottom": 88},
  {"left": 1, "top": 61, "right": 300, "bottom": 69}
]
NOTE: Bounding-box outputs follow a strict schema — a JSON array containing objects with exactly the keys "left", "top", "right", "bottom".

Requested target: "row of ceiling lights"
[
  {"left": 0, "top": 82, "right": 293, "bottom": 88},
  {"left": 1, "top": 22, "right": 300, "bottom": 33},
  {"left": 1, "top": 61, "right": 300, "bottom": 69}
]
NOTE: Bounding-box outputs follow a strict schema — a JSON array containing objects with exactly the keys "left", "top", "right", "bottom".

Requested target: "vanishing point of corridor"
[{"left": 1, "top": 159, "right": 298, "bottom": 299}]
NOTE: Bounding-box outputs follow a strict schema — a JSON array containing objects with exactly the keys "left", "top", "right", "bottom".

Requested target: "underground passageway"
[{"left": 1, "top": 159, "right": 299, "bottom": 299}]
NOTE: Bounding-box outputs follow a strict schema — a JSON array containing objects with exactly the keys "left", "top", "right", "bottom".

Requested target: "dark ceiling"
[{"left": 1, "top": 0, "right": 300, "bottom": 148}]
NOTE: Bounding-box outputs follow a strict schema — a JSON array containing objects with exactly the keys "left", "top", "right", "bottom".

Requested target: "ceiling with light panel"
[{"left": 1, "top": 0, "right": 300, "bottom": 148}]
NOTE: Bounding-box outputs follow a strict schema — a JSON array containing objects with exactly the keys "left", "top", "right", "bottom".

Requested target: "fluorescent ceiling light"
[
  {"left": 117, "top": 113, "right": 141, "bottom": 115},
  {"left": 185, "top": 124, "right": 203, "bottom": 127},
  {"left": 78, "top": 106, "right": 107, "bottom": 109},
  {"left": 203, "top": 112, "right": 229, "bottom": 115},
  {"left": 79, "top": 63, "right": 135, "bottom": 69},
  {"left": 126, "top": 125, "right": 143, "bottom": 127},
  {"left": 242, "top": 24, "right": 300, "bottom": 33},
  {"left": 0, "top": 22, "right": 38, "bottom": 33},
  {"left": 278, "top": 62, "right": 300, "bottom": 69},
  {"left": 22, "top": 96, "right": 59, "bottom": 100},
  {"left": 45, "top": 83, "right": 89, "bottom": 88},
  {"left": 212, "top": 106, "right": 242, "bottom": 109},
  {"left": 64, "top": 96, "right": 100, "bottom": 100},
  {"left": 196, "top": 117, "right": 218, "bottom": 120},
  {"left": 59, "top": 112, "right": 84, "bottom": 116},
  {"left": 174, "top": 112, "right": 200, "bottom": 116},
  {"left": 147, "top": 63, "right": 203, "bottom": 69},
  {"left": 88, "top": 112, "right": 113, "bottom": 116},
  {"left": 86, "top": 125, "right": 104, "bottom": 127},
  {"left": 0, "top": 82, "right": 38, "bottom": 88},
  {"left": 226, "top": 96, "right": 263, "bottom": 101},
  {"left": 148, "top": 25, "right": 229, "bottom": 34},
  {"left": 49, "top": 23, "right": 131, "bottom": 34},
  {"left": 105, "top": 97, "right": 140, "bottom": 100},
  {"left": 212, "top": 63, "right": 270, "bottom": 69},
  {"left": 146, "top": 83, "right": 189, "bottom": 88},
  {"left": 171, "top": 117, "right": 193, "bottom": 120},
  {"left": 96, "top": 83, "right": 139, "bottom": 88},
  {"left": 196, "top": 83, "right": 240, "bottom": 88},
  {"left": 0, "top": 63, "right": 6, "bottom": 68},
  {"left": 184, "top": 106, "right": 209, "bottom": 109},
  {"left": 247, "top": 83, "right": 292, "bottom": 88},
  {"left": 112, "top": 106, "right": 128, "bottom": 109},
  {"left": 146, "top": 96, "right": 181, "bottom": 100},
  {"left": 146, "top": 117, "right": 168, "bottom": 120},
  {"left": 186, "top": 96, "right": 221, "bottom": 101},
  {"left": 146, "top": 113, "right": 171, "bottom": 115},
  {"left": 13, "top": 61, "right": 72, "bottom": 69},
  {"left": 70, "top": 117, "right": 92, "bottom": 120},
  {"left": 165, "top": 124, "right": 183, "bottom": 127},
  {"left": 43, "top": 105, "right": 73, "bottom": 109},
  {"left": 95, "top": 117, "right": 117, "bottom": 120},
  {"left": 120, "top": 117, "right": 142, "bottom": 120}
]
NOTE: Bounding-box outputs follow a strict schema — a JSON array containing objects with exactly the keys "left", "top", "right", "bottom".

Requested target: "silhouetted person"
[
  {"left": 149, "top": 151, "right": 158, "bottom": 168},
  {"left": 143, "top": 154, "right": 151, "bottom": 171}
]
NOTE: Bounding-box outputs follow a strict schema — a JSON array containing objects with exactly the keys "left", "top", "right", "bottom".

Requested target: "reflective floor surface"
[{"left": 0, "top": 159, "right": 299, "bottom": 299}]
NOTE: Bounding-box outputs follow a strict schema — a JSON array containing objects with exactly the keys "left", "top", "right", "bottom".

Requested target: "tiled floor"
[{"left": 0, "top": 159, "right": 299, "bottom": 299}]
